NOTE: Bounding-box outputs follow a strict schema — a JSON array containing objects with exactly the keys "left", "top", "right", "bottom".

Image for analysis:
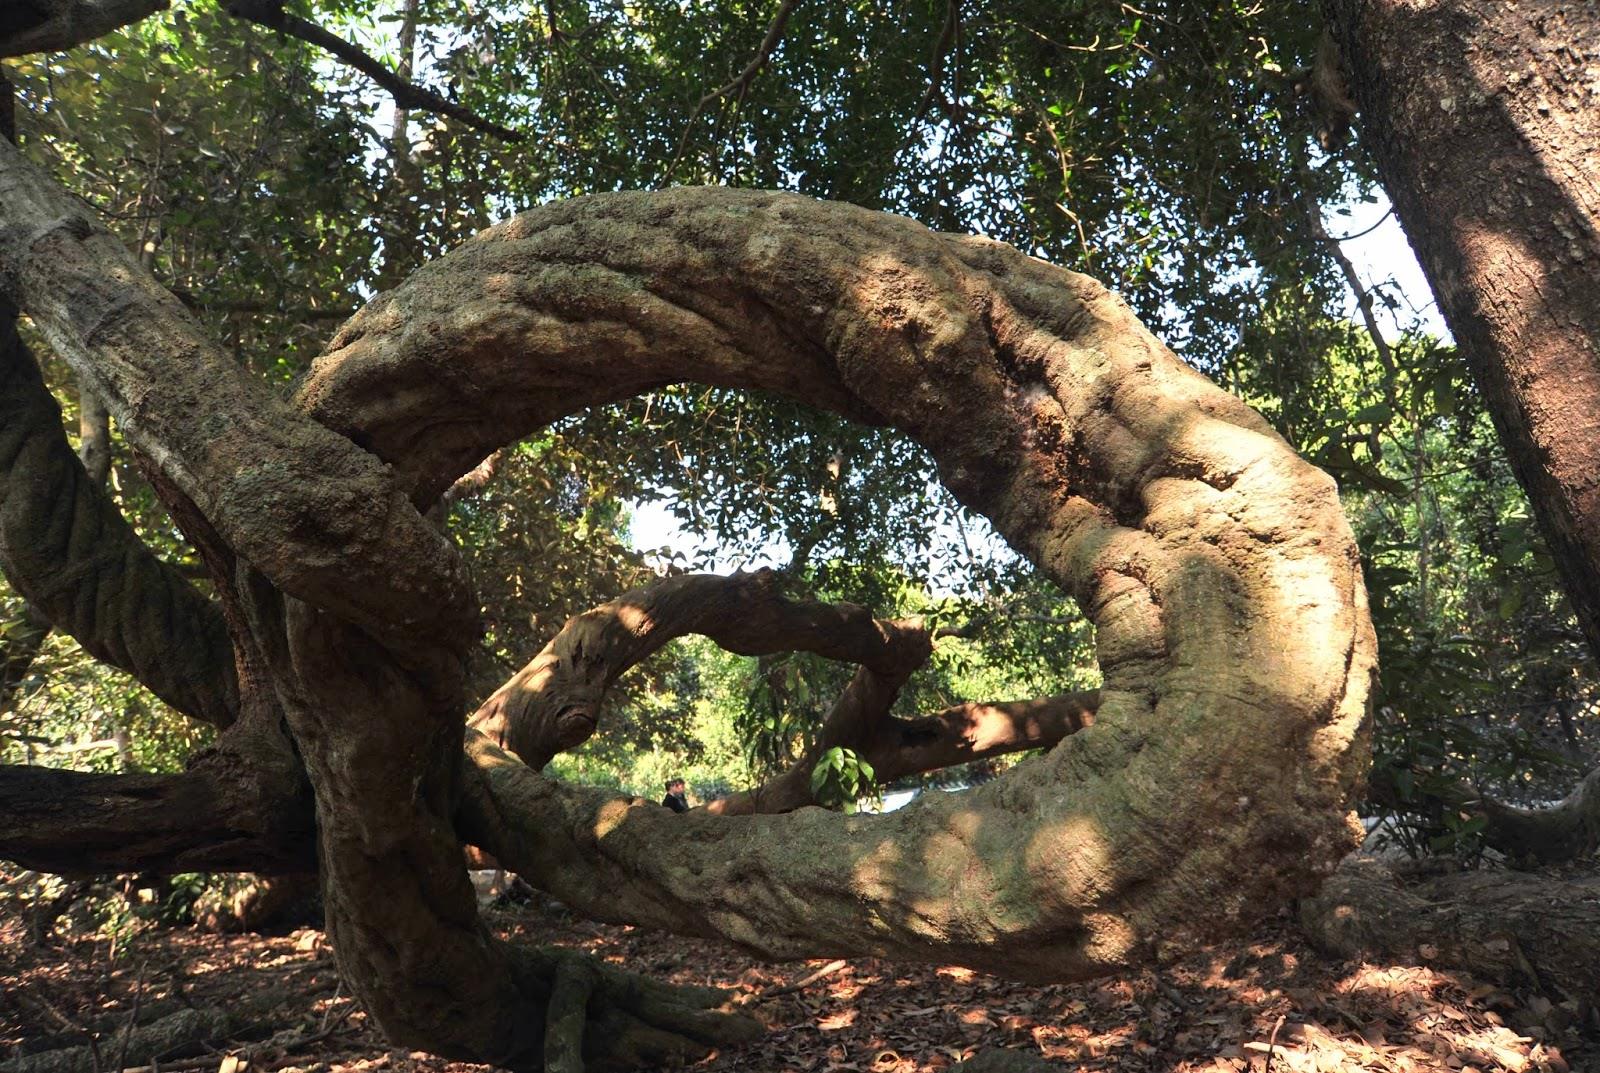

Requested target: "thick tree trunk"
[{"left": 1324, "top": 0, "right": 1600, "bottom": 661}]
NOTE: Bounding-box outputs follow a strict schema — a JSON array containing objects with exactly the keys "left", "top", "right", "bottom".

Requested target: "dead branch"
[{"left": 748, "top": 959, "right": 847, "bottom": 1003}]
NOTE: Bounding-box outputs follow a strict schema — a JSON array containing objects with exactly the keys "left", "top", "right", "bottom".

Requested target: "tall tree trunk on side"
[{"left": 1324, "top": 0, "right": 1600, "bottom": 662}]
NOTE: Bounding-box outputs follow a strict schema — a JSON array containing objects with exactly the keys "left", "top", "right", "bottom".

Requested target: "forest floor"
[{"left": 0, "top": 894, "right": 1590, "bottom": 1073}]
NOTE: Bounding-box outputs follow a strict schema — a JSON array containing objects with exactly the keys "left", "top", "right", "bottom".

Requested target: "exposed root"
[
  {"left": 1300, "top": 856, "right": 1600, "bottom": 1000},
  {"left": 512, "top": 947, "right": 764, "bottom": 1072}
]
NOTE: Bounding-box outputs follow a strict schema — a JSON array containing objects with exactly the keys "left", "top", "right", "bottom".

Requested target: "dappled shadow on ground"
[{"left": 0, "top": 900, "right": 1587, "bottom": 1073}]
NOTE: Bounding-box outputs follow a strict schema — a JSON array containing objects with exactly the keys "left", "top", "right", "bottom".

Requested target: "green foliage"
[{"left": 810, "top": 746, "right": 875, "bottom": 812}]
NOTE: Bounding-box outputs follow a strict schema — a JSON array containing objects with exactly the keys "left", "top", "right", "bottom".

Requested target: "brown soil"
[{"left": 0, "top": 896, "right": 1589, "bottom": 1073}]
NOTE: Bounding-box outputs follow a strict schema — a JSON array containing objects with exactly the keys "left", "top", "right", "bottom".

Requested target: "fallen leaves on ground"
[{"left": 0, "top": 902, "right": 1589, "bottom": 1073}]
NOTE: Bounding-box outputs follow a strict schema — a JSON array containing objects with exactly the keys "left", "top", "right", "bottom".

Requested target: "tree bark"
[
  {"left": 0, "top": 301, "right": 238, "bottom": 727},
  {"left": 1324, "top": 0, "right": 1600, "bottom": 662},
  {"left": 1301, "top": 856, "right": 1600, "bottom": 1000},
  {"left": 0, "top": 0, "right": 167, "bottom": 58},
  {"left": 0, "top": 137, "right": 479, "bottom": 660},
  {"left": 0, "top": 754, "right": 313, "bottom": 875},
  {"left": 1373, "top": 765, "right": 1600, "bottom": 867}
]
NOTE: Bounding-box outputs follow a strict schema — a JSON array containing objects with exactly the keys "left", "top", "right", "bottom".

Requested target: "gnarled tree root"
[
  {"left": 511, "top": 947, "right": 764, "bottom": 1072},
  {"left": 1299, "top": 856, "right": 1600, "bottom": 1000}
]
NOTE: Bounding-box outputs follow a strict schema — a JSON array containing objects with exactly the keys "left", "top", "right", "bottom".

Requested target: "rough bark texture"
[
  {"left": 0, "top": 0, "right": 166, "bottom": 57},
  {"left": 0, "top": 755, "right": 313, "bottom": 875},
  {"left": 1324, "top": 0, "right": 1600, "bottom": 662},
  {"left": 0, "top": 304, "right": 238, "bottom": 727},
  {"left": 1, "top": 160, "right": 1375, "bottom": 1067},
  {"left": 0, "top": 139, "right": 479, "bottom": 659},
  {"left": 297, "top": 188, "right": 1379, "bottom": 981},
  {"left": 859, "top": 692, "right": 1100, "bottom": 786},
  {"left": 1301, "top": 856, "right": 1600, "bottom": 1000}
]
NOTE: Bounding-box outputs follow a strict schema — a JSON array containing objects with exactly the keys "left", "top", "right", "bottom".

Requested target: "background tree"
[{"left": 1324, "top": 0, "right": 1600, "bottom": 667}]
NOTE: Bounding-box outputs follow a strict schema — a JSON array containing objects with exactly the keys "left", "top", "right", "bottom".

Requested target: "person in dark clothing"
[{"left": 661, "top": 777, "right": 689, "bottom": 813}]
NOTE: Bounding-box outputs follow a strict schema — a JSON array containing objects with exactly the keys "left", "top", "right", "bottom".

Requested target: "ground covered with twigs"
[{"left": 0, "top": 895, "right": 1590, "bottom": 1073}]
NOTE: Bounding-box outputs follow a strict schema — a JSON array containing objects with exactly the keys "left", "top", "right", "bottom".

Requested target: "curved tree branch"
[
  {"left": 0, "top": 183, "right": 1371, "bottom": 1068},
  {"left": 1375, "top": 764, "right": 1600, "bottom": 866},
  {"left": 0, "top": 136, "right": 479, "bottom": 659},
  {"left": 0, "top": 305, "right": 238, "bottom": 726},
  {"left": 469, "top": 568, "right": 927, "bottom": 767}
]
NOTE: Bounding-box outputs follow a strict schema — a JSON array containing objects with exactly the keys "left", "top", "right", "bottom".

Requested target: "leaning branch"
[
  {"left": 222, "top": 0, "right": 522, "bottom": 142},
  {"left": 0, "top": 0, "right": 167, "bottom": 58},
  {"left": 1377, "top": 765, "right": 1600, "bottom": 866},
  {"left": 0, "top": 759, "right": 314, "bottom": 876},
  {"left": 0, "top": 306, "right": 239, "bottom": 726},
  {"left": 0, "top": 136, "right": 479, "bottom": 658}
]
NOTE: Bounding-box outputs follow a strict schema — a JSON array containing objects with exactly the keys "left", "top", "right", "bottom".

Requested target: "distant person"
[{"left": 662, "top": 777, "right": 689, "bottom": 813}]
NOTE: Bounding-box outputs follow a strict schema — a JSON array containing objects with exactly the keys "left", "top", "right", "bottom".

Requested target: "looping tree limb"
[{"left": 310, "top": 190, "right": 1374, "bottom": 990}]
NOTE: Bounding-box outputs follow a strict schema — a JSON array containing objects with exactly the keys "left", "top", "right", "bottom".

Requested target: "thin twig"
[
  {"left": 660, "top": 0, "right": 801, "bottom": 185},
  {"left": 223, "top": 0, "right": 521, "bottom": 142},
  {"left": 114, "top": 962, "right": 150, "bottom": 1073},
  {"left": 749, "top": 958, "right": 848, "bottom": 1003},
  {"left": 909, "top": 0, "right": 960, "bottom": 126},
  {"left": 1304, "top": 194, "right": 1398, "bottom": 407},
  {"left": 1323, "top": 207, "right": 1394, "bottom": 243},
  {"left": 1264, "top": 1013, "right": 1286, "bottom": 1073}
]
